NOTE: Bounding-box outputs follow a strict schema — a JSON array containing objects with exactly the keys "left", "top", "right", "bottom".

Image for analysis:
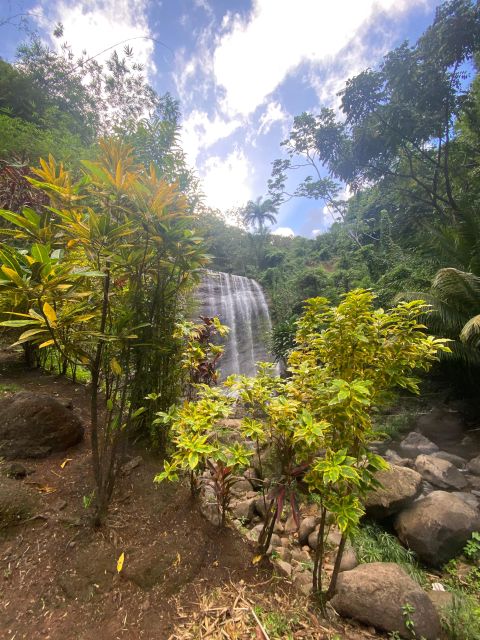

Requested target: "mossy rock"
[{"left": 0, "top": 477, "right": 37, "bottom": 528}]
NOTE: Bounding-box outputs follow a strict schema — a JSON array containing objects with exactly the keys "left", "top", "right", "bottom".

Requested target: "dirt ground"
[{"left": 0, "top": 351, "right": 374, "bottom": 640}]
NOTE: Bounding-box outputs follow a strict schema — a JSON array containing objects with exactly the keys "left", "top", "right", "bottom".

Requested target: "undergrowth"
[{"left": 351, "top": 522, "right": 427, "bottom": 586}]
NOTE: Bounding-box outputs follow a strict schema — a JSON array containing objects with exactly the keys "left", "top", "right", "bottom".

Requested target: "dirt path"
[{"left": 0, "top": 350, "right": 370, "bottom": 640}]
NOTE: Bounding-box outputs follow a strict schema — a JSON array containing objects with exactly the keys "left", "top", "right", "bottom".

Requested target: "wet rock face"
[
  {"left": 394, "top": 491, "right": 480, "bottom": 567},
  {"left": 197, "top": 271, "right": 276, "bottom": 378},
  {"left": 364, "top": 464, "right": 422, "bottom": 519},
  {"left": 331, "top": 563, "right": 441, "bottom": 640},
  {"left": 0, "top": 391, "right": 84, "bottom": 459}
]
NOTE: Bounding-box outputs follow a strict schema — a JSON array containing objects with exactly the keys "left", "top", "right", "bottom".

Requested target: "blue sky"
[{"left": 1, "top": 0, "right": 442, "bottom": 237}]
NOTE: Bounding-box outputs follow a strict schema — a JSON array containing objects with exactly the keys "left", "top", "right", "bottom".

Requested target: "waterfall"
[{"left": 197, "top": 271, "right": 276, "bottom": 378}]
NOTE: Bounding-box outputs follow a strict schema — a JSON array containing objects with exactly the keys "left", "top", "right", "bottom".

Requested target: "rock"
[
  {"left": 452, "top": 491, "right": 479, "bottom": 510},
  {"left": 365, "top": 464, "right": 422, "bottom": 519},
  {"left": 298, "top": 516, "right": 318, "bottom": 545},
  {"left": 275, "top": 547, "right": 292, "bottom": 562},
  {"left": 270, "top": 533, "right": 282, "bottom": 548},
  {"left": 254, "top": 496, "right": 269, "bottom": 519},
  {"left": 121, "top": 456, "right": 143, "bottom": 475},
  {"left": 384, "top": 450, "right": 411, "bottom": 467},
  {"left": 274, "top": 559, "right": 292, "bottom": 578},
  {"left": 400, "top": 432, "right": 438, "bottom": 457},
  {"left": 291, "top": 548, "right": 311, "bottom": 564},
  {"left": 243, "top": 468, "right": 262, "bottom": 490},
  {"left": 432, "top": 451, "right": 467, "bottom": 468},
  {"left": 0, "top": 477, "right": 37, "bottom": 527},
  {"left": 415, "top": 455, "right": 468, "bottom": 490},
  {"left": 0, "top": 392, "right": 84, "bottom": 459},
  {"left": 308, "top": 530, "right": 319, "bottom": 551},
  {"left": 331, "top": 563, "right": 441, "bottom": 639},
  {"left": 293, "top": 570, "right": 312, "bottom": 595},
  {"left": 428, "top": 590, "right": 454, "bottom": 613},
  {"left": 247, "top": 523, "right": 264, "bottom": 542},
  {"left": 339, "top": 548, "right": 358, "bottom": 572},
  {"left": 395, "top": 491, "right": 480, "bottom": 566},
  {"left": 4, "top": 462, "right": 28, "bottom": 479},
  {"left": 467, "top": 455, "right": 480, "bottom": 476},
  {"left": 230, "top": 498, "right": 256, "bottom": 523},
  {"left": 284, "top": 513, "right": 298, "bottom": 534},
  {"left": 327, "top": 528, "right": 342, "bottom": 548},
  {"left": 231, "top": 478, "right": 252, "bottom": 495},
  {"left": 467, "top": 474, "right": 480, "bottom": 490}
]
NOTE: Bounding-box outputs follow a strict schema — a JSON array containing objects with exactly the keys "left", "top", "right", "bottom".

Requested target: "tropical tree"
[
  {"left": 242, "top": 196, "right": 278, "bottom": 234},
  {"left": 0, "top": 139, "right": 208, "bottom": 522}
]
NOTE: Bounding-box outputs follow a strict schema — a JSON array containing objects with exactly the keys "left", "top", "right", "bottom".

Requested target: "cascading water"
[{"left": 197, "top": 270, "right": 276, "bottom": 378}]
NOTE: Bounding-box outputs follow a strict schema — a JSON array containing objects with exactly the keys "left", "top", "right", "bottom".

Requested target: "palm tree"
[
  {"left": 242, "top": 196, "right": 277, "bottom": 234},
  {"left": 401, "top": 268, "right": 480, "bottom": 366}
]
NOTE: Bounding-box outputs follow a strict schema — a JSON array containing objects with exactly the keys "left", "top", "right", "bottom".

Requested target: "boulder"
[
  {"left": 399, "top": 432, "right": 438, "bottom": 457},
  {"left": 467, "top": 455, "right": 480, "bottom": 476},
  {"left": 339, "top": 547, "right": 358, "bottom": 572},
  {"left": 365, "top": 464, "right": 422, "bottom": 519},
  {"left": 0, "top": 392, "right": 84, "bottom": 459},
  {"left": 432, "top": 451, "right": 467, "bottom": 468},
  {"left": 0, "top": 477, "right": 37, "bottom": 527},
  {"left": 384, "top": 450, "right": 412, "bottom": 467},
  {"left": 243, "top": 467, "right": 263, "bottom": 490},
  {"left": 394, "top": 491, "right": 480, "bottom": 566},
  {"left": 331, "top": 563, "right": 441, "bottom": 639},
  {"left": 298, "top": 515, "right": 318, "bottom": 545},
  {"left": 415, "top": 455, "right": 468, "bottom": 490},
  {"left": 230, "top": 497, "right": 256, "bottom": 523},
  {"left": 452, "top": 491, "right": 479, "bottom": 510}
]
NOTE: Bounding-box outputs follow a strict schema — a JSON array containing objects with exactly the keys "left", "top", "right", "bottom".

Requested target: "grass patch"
[
  {"left": 351, "top": 522, "right": 428, "bottom": 586},
  {"left": 0, "top": 382, "right": 22, "bottom": 394},
  {"left": 440, "top": 591, "right": 480, "bottom": 640}
]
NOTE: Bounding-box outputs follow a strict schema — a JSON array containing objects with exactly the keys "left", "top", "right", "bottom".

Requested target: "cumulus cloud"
[
  {"left": 258, "top": 101, "right": 290, "bottom": 136},
  {"left": 200, "top": 148, "right": 253, "bottom": 213},
  {"left": 272, "top": 227, "right": 295, "bottom": 238},
  {"left": 181, "top": 109, "right": 243, "bottom": 166},
  {"left": 212, "top": 0, "right": 430, "bottom": 117},
  {"left": 32, "top": 0, "right": 155, "bottom": 75}
]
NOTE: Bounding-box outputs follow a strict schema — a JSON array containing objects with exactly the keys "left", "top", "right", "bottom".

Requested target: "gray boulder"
[
  {"left": 431, "top": 451, "right": 467, "bottom": 468},
  {"left": 415, "top": 454, "right": 468, "bottom": 490},
  {"left": 298, "top": 515, "right": 318, "bottom": 545},
  {"left": 0, "top": 391, "right": 84, "bottom": 459},
  {"left": 452, "top": 491, "right": 479, "bottom": 510},
  {"left": 467, "top": 455, "right": 480, "bottom": 476},
  {"left": 395, "top": 491, "right": 480, "bottom": 566},
  {"left": 365, "top": 464, "right": 422, "bottom": 519},
  {"left": 331, "top": 563, "right": 440, "bottom": 639},
  {"left": 400, "top": 432, "right": 438, "bottom": 457}
]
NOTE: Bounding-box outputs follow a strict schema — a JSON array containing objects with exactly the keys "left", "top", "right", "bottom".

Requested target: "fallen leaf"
[
  {"left": 117, "top": 552, "right": 125, "bottom": 573},
  {"left": 252, "top": 555, "right": 263, "bottom": 565},
  {"left": 60, "top": 458, "right": 72, "bottom": 469}
]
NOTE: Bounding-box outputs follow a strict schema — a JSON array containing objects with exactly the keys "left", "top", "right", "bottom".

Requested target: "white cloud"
[
  {"left": 213, "top": 0, "right": 430, "bottom": 117},
  {"left": 33, "top": 0, "right": 155, "bottom": 76},
  {"left": 258, "top": 101, "right": 290, "bottom": 136},
  {"left": 200, "top": 148, "right": 253, "bottom": 213},
  {"left": 272, "top": 227, "right": 295, "bottom": 238},
  {"left": 311, "top": 229, "right": 322, "bottom": 237},
  {"left": 181, "top": 109, "right": 243, "bottom": 166}
]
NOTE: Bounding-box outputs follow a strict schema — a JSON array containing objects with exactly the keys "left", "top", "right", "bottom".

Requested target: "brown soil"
[{"left": 0, "top": 350, "right": 372, "bottom": 640}]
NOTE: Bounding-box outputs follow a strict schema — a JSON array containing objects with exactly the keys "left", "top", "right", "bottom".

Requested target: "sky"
[{"left": 0, "top": 0, "right": 443, "bottom": 237}]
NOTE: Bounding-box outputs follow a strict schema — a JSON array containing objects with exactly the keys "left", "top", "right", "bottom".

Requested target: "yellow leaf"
[
  {"left": 117, "top": 552, "right": 125, "bottom": 573},
  {"left": 60, "top": 458, "right": 72, "bottom": 469},
  {"left": 1, "top": 265, "right": 23, "bottom": 287},
  {"left": 43, "top": 302, "right": 57, "bottom": 324},
  {"left": 39, "top": 339, "right": 55, "bottom": 349},
  {"left": 110, "top": 358, "right": 122, "bottom": 376},
  {"left": 252, "top": 555, "right": 263, "bottom": 565}
]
